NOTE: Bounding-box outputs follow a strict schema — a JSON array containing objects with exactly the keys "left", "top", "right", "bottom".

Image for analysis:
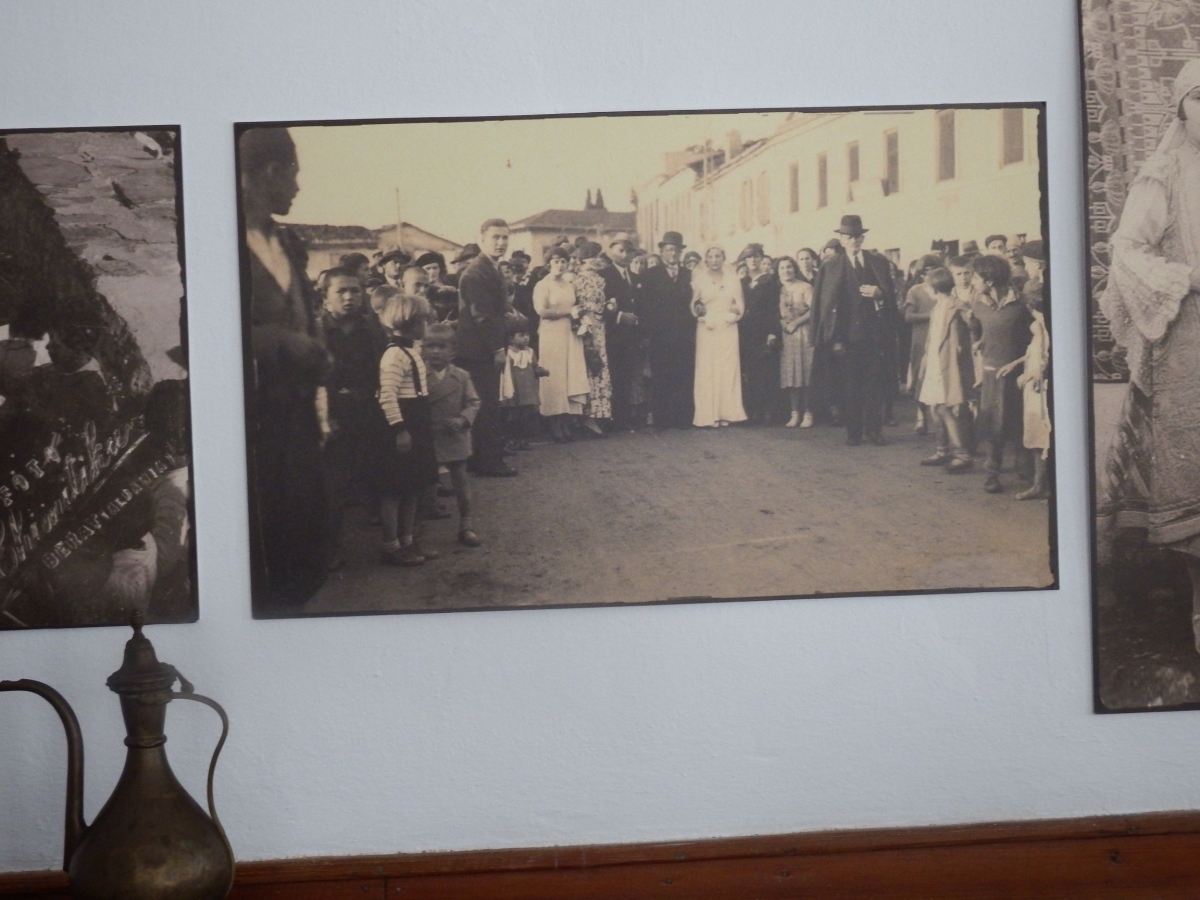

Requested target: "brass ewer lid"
[{"left": 105, "top": 612, "right": 182, "bottom": 697}]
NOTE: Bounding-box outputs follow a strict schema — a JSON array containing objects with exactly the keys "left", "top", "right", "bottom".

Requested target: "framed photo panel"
[
  {"left": 1083, "top": 1, "right": 1200, "bottom": 712},
  {"left": 235, "top": 105, "right": 1055, "bottom": 620},
  {"left": 0, "top": 126, "right": 197, "bottom": 630}
]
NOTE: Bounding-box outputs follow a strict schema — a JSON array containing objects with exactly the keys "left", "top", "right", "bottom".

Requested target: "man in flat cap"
[
  {"left": 737, "top": 243, "right": 782, "bottom": 424},
  {"left": 813, "top": 214, "right": 897, "bottom": 446},
  {"left": 602, "top": 233, "right": 645, "bottom": 430},
  {"left": 639, "top": 231, "right": 695, "bottom": 428},
  {"left": 456, "top": 219, "right": 517, "bottom": 476}
]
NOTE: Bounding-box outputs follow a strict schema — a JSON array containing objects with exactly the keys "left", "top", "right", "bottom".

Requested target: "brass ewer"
[{"left": 2, "top": 615, "right": 234, "bottom": 899}]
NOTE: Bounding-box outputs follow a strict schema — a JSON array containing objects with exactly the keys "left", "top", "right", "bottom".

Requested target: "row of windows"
[
  {"left": 789, "top": 109, "right": 1026, "bottom": 215},
  {"left": 646, "top": 110, "right": 1029, "bottom": 239}
]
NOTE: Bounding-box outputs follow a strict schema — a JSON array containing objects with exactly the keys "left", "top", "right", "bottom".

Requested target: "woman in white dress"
[
  {"left": 532, "top": 245, "right": 590, "bottom": 441},
  {"left": 691, "top": 246, "right": 747, "bottom": 427},
  {"left": 1099, "top": 58, "right": 1200, "bottom": 650}
]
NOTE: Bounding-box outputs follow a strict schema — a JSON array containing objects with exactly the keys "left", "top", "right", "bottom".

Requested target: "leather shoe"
[
  {"left": 380, "top": 545, "right": 425, "bottom": 567},
  {"left": 946, "top": 458, "right": 972, "bottom": 474},
  {"left": 458, "top": 529, "right": 482, "bottom": 547},
  {"left": 476, "top": 464, "right": 519, "bottom": 477},
  {"left": 984, "top": 475, "right": 1003, "bottom": 493},
  {"left": 920, "top": 453, "right": 950, "bottom": 466}
]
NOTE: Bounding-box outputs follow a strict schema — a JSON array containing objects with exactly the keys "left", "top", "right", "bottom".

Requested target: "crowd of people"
[{"left": 240, "top": 127, "right": 1052, "bottom": 604}]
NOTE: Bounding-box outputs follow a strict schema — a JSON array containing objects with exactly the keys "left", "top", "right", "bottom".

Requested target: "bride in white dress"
[{"left": 691, "top": 245, "right": 747, "bottom": 427}]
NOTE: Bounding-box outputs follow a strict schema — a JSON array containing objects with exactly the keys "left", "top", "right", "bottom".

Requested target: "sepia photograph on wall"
[
  {"left": 0, "top": 126, "right": 197, "bottom": 630},
  {"left": 235, "top": 105, "right": 1056, "bottom": 620},
  {"left": 1082, "top": 1, "right": 1200, "bottom": 712}
]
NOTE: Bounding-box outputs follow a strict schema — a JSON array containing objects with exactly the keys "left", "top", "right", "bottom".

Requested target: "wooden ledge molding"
[{"left": 4, "top": 809, "right": 1200, "bottom": 899}]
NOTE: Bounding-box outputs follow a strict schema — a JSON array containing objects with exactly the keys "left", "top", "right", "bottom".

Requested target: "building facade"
[
  {"left": 288, "top": 222, "right": 462, "bottom": 280},
  {"left": 636, "top": 108, "right": 1043, "bottom": 268},
  {"left": 507, "top": 208, "right": 637, "bottom": 262}
]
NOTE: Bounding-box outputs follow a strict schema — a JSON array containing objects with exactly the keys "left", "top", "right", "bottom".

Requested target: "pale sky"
[{"left": 280, "top": 111, "right": 788, "bottom": 244}]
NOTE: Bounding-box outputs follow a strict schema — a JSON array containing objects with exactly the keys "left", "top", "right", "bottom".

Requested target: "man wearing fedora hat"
[
  {"left": 737, "top": 243, "right": 782, "bottom": 425},
  {"left": 378, "top": 246, "right": 412, "bottom": 290},
  {"left": 814, "top": 214, "right": 897, "bottom": 446},
  {"left": 602, "top": 233, "right": 645, "bottom": 430},
  {"left": 639, "top": 231, "right": 695, "bottom": 428}
]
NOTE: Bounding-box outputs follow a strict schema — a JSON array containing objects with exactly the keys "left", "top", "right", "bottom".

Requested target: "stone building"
[
  {"left": 288, "top": 221, "right": 462, "bottom": 280},
  {"left": 507, "top": 199, "right": 637, "bottom": 262},
  {"left": 636, "top": 108, "right": 1043, "bottom": 270}
]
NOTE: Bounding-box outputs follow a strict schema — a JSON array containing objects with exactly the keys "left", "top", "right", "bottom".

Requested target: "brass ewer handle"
[{"left": 170, "top": 675, "right": 235, "bottom": 887}]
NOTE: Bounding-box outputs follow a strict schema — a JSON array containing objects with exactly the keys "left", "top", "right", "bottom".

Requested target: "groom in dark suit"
[
  {"left": 814, "top": 215, "right": 897, "bottom": 446},
  {"left": 639, "top": 231, "right": 695, "bottom": 429}
]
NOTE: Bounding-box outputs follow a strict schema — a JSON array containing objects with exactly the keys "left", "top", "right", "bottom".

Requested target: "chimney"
[{"left": 727, "top": 130, "right": 743, "bottom": 159}]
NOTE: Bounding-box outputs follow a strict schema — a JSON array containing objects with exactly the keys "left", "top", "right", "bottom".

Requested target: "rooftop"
[{"left": 510, "top": 208, "right": 636, "bottom": 232}]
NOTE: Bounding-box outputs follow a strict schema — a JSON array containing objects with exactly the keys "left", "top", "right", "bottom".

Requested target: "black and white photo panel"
[
  {"left": 235, "top": 106, "right": 1055, "bottom": 620},
  {"left": 0, "top": 126, "right": 196, "bottom": 630},
  {"left": 1082, "top": 1, "right": 1200, "bottom": 712}
]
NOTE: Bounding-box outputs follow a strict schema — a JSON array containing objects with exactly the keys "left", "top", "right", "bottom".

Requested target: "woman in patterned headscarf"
[{"left": 1099, "top": 58, "right": 1200, "bottom": 650}]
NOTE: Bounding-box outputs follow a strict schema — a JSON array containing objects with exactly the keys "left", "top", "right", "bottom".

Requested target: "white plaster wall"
[{"left": 3, "top": 0, "right": 1194, "bottom": 874}]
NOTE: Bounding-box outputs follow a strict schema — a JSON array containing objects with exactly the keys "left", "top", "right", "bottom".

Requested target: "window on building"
[
  {"left": 847, "top": 141, "right": 860, "bottom": 183},
  {"left": 883, "top": 131, "right": 899, "bottom": 196},
  {"left": 817, "top": 152, "right": 828, "bottom": 209},
  {"left": 788, "top": 162, "right": 799, "bottom": 212},
  {"left": 740, "top": 179, "right": 753, "bottom": 231},
  {"left": 757, "top": 172, "right": 770, "bottom": 225},
  {"left": 936, "top": 110, "right": 955, "bottom": 182},
  {"left": 1002, "top": 108, "right": 1025, "bottom": 165}
]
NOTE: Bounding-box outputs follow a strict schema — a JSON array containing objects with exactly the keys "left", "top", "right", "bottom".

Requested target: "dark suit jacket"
[
  {"left": 602, "top": 264, "right": 642, "bottom": 358},
  {"left": 639, "top": 265, "right": 694, "bottom": 351},
  {"left": 816, "top": 250, "right": 897, "bottom": 349},
  {"left": 456, "top": 254, "right": 507, "bottom": 362},
  {"left": 739, "top": 273, "right": 782, "bottom": 355}
]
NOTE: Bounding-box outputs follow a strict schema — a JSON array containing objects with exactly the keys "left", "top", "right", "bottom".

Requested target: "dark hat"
[
  {"left": 822, "top": 238, "right": 843, "bottom": 252},
  {"left": 961, "top": 239, "right": 980, "bottom": 255},
  {"left": 608, "top": 232, "right": 635, "bottom": 249},
  {"left": 735, "top": 243, "right": 766, "bottom": 264},
  {"left": 414, "top": 251, "right": 446, "bottom": 271},
  {"left": 834, "top": 215, "right": 868, "bottom": 237},
  {"left": 379, "top": 246, "right": 412, "bottom": 266},
  {"left": 510, "top": 250, "right": 532, "bottom": 263},
  {"left": 1021, "top": 239, "right": 1045, "bottom": 262},
  {"left": 451, "top": 243, "right": 481, "bottom": 265},
  {"left": 552, "top": 234, "right": 571, "bottom": 247},
  {"left": 576, "top": 241, "right": 603, "bottom": 260},
  {"left": 918, "top": 253, "right": 943, "bottom": 272},
  {"left": 659, "top": 231, "right": 686, "bottom": 249}
]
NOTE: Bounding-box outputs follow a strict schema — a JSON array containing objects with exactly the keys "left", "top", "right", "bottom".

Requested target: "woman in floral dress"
[{"left": 572, "top": 241, "right": 613, "bottom": 431}]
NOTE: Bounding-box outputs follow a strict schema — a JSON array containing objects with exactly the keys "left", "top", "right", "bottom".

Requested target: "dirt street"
[{"left": 299, "top": 398, "right": 1055, "bottom": 618}]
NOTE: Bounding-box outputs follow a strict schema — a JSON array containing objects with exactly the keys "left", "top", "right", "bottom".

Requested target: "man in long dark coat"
[
  {"left": 737, "top": 243, "right": 782, "bottom": 424},
  {"left": 456, "top": 218, "right": 517, "bottom": 476},
  {"left": 239, "top": 126, "right": 333, "bottom": 606},
  {"left": 639, "top": 231, "right": 695, "bottom": 429},
  {"left": 602, "top": 233, "right": 645, "bottom": 430},
  {"left": 816, "top": 215, "right": 897, "bottom": 446}
]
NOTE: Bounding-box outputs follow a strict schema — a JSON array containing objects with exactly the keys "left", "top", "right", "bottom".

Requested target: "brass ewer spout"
[
  {"left": 0, "top": 678, "right": 87, "bottom": 869},
  {"left": 2, "top": 614, "right": 234, "bottom": 899}
]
